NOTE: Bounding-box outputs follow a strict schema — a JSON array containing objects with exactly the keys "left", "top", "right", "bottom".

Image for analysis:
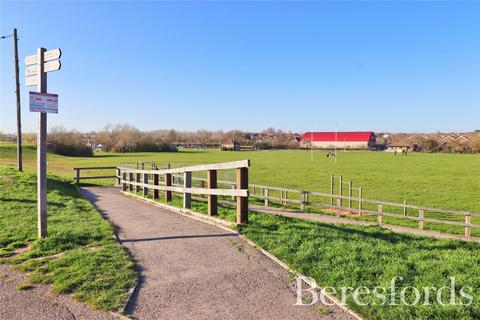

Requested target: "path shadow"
[
  {"left": 0, "top": 198, "right": 66, "bottom": 207},
  {"left": 120, "top": 233, "right": 238, "bottom": 243}
]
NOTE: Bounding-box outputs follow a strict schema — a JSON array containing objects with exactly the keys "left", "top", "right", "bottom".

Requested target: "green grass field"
[
  {"left": 1, "top": 142, "right": 479, "bottom": 236},
  {"left": 1, "top": 143, "right": 478, "bottom": 211},
  {"left": 241, "top": 213, "right": 480, "bottom": 320},
  {"left": 0, "top": 166, "right": 136, "bottom": 311}
]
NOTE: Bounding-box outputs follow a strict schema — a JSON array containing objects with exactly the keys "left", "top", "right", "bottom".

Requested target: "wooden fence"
[
  {"left": 73, "top": 166, "right": 117, "bottom": 184},
  {"left": 73, "top": 164, "right": 479, "bottom": 237},
  {"left": 172, "top": 175, "right": 479, "bottom": 238},
  {"left": 116, "top": 160, "right": 250, "bottom": 224}
]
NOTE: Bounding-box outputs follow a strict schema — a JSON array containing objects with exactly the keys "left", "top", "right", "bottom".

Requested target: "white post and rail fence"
[{"left": 73, "top": 163, "right": 479, "bottom": 237}]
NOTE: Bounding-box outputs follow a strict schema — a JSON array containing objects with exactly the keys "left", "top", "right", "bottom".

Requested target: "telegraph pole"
[
  {"left": 13, "top": 28, "right": 22, "bottom": 171},
  {"left": 310, "top": 120, "right": 314, "bottom": 162}
]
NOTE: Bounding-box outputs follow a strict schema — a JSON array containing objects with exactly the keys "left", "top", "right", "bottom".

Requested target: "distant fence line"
[{"left": 73, "top": 163, "right": 479, "bottom": 238}]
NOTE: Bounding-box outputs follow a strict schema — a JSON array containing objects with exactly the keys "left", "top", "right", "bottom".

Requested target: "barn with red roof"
[{"left": 301, "top": 131, "right": 377, "bottom": 149}]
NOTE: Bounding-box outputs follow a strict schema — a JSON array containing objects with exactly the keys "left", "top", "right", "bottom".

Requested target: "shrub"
[
  {"left": 133, "top": 142, "right": 177, "bottom": 152},
  {"left": 47, "top": 127, "right": 93, "bottom": 157},
  {"left": 97, "top": 124, "right": 177, "bottom": 153}
]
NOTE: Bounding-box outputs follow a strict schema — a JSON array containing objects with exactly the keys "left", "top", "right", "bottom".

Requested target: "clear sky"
[{"left": 1, "top": 1, "right": 479, "bottom": 134}]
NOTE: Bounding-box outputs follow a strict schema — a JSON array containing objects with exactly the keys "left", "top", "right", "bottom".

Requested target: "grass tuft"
[{"left": 16, "top": 283, "right": 34, "bottom": 291}]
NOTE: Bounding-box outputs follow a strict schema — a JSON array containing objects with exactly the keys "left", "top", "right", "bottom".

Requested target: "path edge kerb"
[
  {"left": 121, "top": 191, "right": 363, "bottom": 320},
  {"left": 76, "top": 186, "right": 139, "bottom": 318}
]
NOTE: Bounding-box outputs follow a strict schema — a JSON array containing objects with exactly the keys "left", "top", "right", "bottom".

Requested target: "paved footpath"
[{"left": 81, "top": 186, "right": 356, "bottom": 320}]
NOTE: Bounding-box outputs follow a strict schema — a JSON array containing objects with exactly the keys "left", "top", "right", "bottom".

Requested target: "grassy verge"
[
  {"left": 239, "top": 213, "right": 480, "bottom": 320},
  {"left": 0, "top": 165, "right": 136, "bottom": 311}
]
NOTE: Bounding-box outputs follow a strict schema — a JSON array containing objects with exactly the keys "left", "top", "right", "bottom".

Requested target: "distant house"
[
  {"left": 301, "top": 131, "right": 376, "bottom": 149},
  {"left": 385, "top": 144, "right": 416, "bottom": 153},
  {"left": 221, "top": 139, "right": 240, "bottom": 151}
]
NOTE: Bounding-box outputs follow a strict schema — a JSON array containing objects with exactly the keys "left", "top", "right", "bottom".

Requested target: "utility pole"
[
  {"left": 335, "top": 121, "right": 338, "bottom": 163},
  {"left": 310, "top": 121, "right": 314, "bottom": 162},
  {"left": 13, "top": 28, "right": 22, "bottom": 171}
]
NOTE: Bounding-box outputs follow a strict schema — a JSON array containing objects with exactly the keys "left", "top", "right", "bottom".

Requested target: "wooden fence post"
[
  {"left": 330, "top": 174, "right": 334, "bottom": 205},
  {"left": 336, "top": 198, "right": 341, "bottom": 217},
  {"left": 122, "top": 171, "right": 127, "bottom": 191},
  {"left": 75, "top": 169, "right": 80, "bottom": 185},
  {"left": 200, "top": 180, "right": 205, "bottom": 198},
  {"left": 116, "top": 168, "right": 120, "bottom": 185},
  {"left": 348, "top": 180, "right": 352, "bottom": 212},
  {"left": 339, "top": 175, "right": 343, "bottom": 207},
  {"left": 129, "top": 172, "right": 134, "bottom": 192},
  {"left": 143, "top": 173, "right": 149, "bottom": 197},
  {"left": 300, "top": 191, "right": 306, "bottom": 211},
  {"left": 183, "top": 171, "right": 192, "bottom": 209},
  {"left": 165, "top": 173, "right": 172, "bottom": 202},
  {"left": 236, "top": 167, "right": 248, "bottom": 224},
  {"left": 208, "top": 170, "right": 217, "bottom": 216},
  {"left": 403, "top": 200, "right": 407, "bottom": 216},
  {"left": 358, "top": 186, "right": 362, "bottom": 214},
  {"left": 465, "top": 213, "right": 471, "bottom": 237},
  {"left": 419, "top": 209, "right": 424, "bottom": 230},
  {"left": 136, "top": 173, "right": 141, "bottom": 193},
  {"left": 377, "top": 204, "right": 383, "bottom": 225},
  {"left": 153, "top": 174, "right": 159, "bottom": 199},
  {"left": 264, "top": 188, "right": 269, "bottom": 207},
  {"left": 253, "top": 186, "right": 256, "bottom": 195}
]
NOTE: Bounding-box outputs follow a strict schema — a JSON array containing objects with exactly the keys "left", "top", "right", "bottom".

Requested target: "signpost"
[{"left": 25, "top": 47, "right": 61, "bottom": 238}]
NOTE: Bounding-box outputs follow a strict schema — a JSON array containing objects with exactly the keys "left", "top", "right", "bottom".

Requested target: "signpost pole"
[{"left": 37, "top": 48, "right": 47, "bottom": 238}]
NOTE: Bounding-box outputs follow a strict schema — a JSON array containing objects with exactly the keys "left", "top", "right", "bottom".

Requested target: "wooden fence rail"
[
  {"left": 117, "top": 160, "right": 250, "bottom": 224},
  {"left": 74, "top": 164, "right": 479, "bottom": 238},
  {"left": 73, "top": 166, "right": 118, "bottom": 184},
  {"left": 168, "top": 175, "right": 479, "bottom": 238}
]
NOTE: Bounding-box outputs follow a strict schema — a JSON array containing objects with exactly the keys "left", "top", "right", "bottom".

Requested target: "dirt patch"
[
  {"left": 0, "top": 175, "right": 14, "bottom": 183},
  {"left": 322, "top": 207, "right": 364, "bottom": 216}
]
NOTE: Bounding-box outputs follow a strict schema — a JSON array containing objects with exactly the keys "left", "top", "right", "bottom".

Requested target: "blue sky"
[{"left": 1, "top": 1, "right": 479, "bottom": 133}]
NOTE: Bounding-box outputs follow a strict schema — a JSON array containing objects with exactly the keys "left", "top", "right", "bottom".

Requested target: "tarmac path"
[{"left": 80, "top": 186, "right": 356, "bottom": 320}]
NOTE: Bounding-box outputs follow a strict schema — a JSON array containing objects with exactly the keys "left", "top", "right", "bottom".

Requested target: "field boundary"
[
  {"left": 72, "top": 164, "right": 480, "bottom": 239},
  {"left": 184, "top": 176, "right": 479, "bottom": 239}
]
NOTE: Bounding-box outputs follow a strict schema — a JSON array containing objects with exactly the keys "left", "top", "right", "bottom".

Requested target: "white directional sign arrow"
[
  {"left": 25, "top": 48, "right": 61, "bottom": 65},
  {"left": 25, "top": 55, "right": 38, "bottom": 65},
  {"left": 44, "top": 48, "right": 62, "bottom": 62},
  {"left": 25, "top": 65, "right": 39, "bottom": 76},
  {"left": 25, "top": 76, "right": 38, "bottom": 86},
  {"left": 44, "top": 60, "right": 61, "bottom": 72}
]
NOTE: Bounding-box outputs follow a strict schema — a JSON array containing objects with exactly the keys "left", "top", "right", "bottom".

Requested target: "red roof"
[{"left": 301, "top": 131, "right": 374, "bottom": 142}]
